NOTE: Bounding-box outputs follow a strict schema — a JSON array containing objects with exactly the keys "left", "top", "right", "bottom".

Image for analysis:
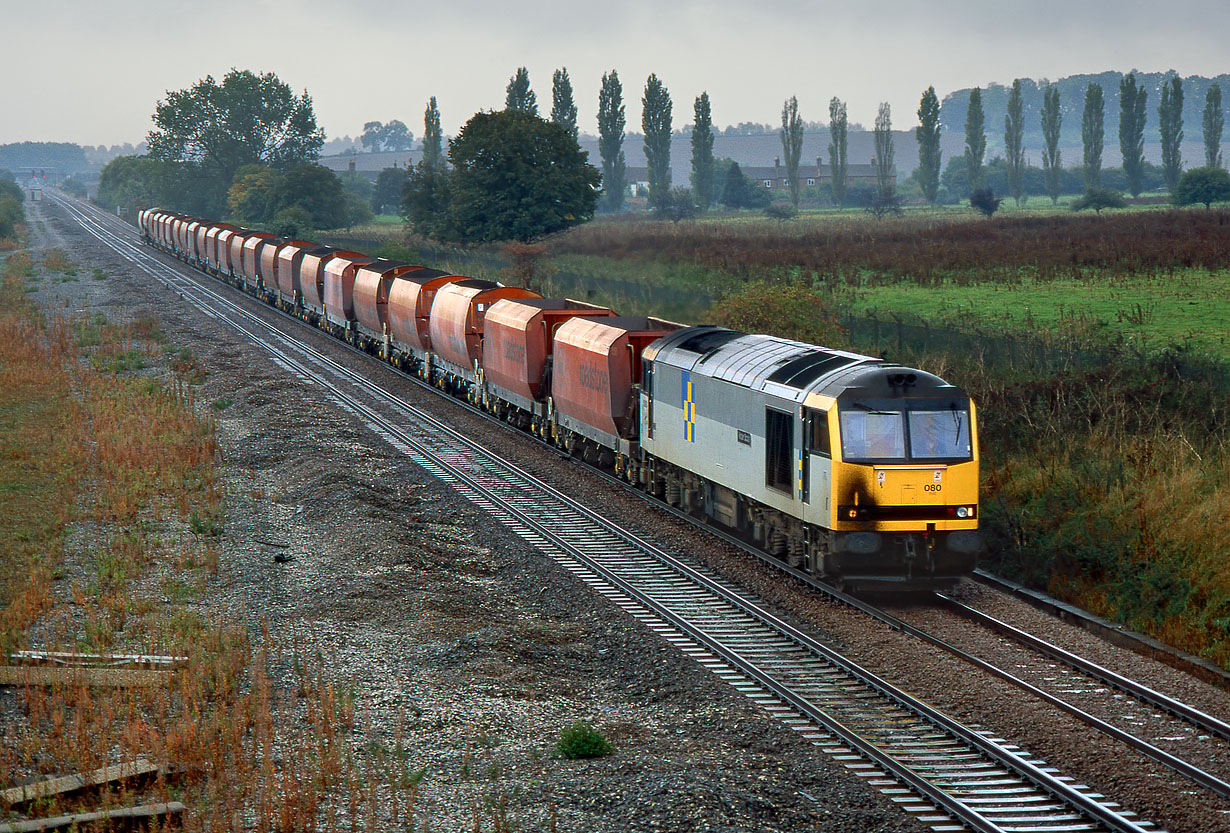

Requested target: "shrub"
[
  {"left": 708, "top": 283, "right": 845, "bottom": 347},
  {"left": 1072, "top": 187, "right": 1126, "bottom": 214},
  {"left": 655, "top": 187, "right": 699, "bottom": 223},
  {"left": 60, "top": 176, "right": 87, "bottom": 198},
  {"left": 764, "top": 202, "right": 798, "bottom": 221},
  {"left": 969, "top": 187, "right": 1003, "bottom": 217},
  {"left": 556, "top": 721, "right": 612, "bottom": 759},
  {"left": 1172, "top": 166, "right": 1230, "bottom": 209},
  {"left": 0, "top": 194, "right": 21, "bottom": 239},
  {"left": 865, "top": 190, "right": 904, "bottom": 219},
  {"left": 272, "top": 205, "right": 314, "bottom": 239}
]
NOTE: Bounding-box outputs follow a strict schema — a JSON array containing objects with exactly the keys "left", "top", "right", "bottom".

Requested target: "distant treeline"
[
  {"left": 941, "top": 71, "right": 1230, "bottom": 152},
  {"left": 0, "top": 142, "right": 88, "bottom": 174}
]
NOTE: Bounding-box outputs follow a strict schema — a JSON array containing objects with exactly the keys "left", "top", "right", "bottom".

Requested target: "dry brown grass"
[
  {"left": 555, "top": 209, "right": 1230, "bottom": 285},
  {"left": 0, "top": 249, "right": 359, "bottom": 830}
]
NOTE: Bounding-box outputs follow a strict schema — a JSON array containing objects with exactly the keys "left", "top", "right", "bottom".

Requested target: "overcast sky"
[{"left": 5, "top": 0, "right": 1229, "bottom": 148}]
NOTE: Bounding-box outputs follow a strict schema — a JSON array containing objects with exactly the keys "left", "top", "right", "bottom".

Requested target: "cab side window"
[{"left": 808, "top": 409, "right": 830, "bottom": 457}]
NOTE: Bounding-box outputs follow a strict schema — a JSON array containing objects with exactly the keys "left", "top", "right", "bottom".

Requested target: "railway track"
[{"left": 51, "top": 194, "right": 1171, "bottom": 832}]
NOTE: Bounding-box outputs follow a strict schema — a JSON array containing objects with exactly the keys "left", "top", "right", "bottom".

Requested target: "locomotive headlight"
[{"left": 956, "top": 506, "right": 971, "bottom": 519}]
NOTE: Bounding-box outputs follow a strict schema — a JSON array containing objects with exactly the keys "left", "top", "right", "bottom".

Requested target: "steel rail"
[
  {"left": 53, "top": 194, "right": 1161, "bottom": 833},
  {"left": 937, "top": 594, "right": 1230, "bottom": 742}
]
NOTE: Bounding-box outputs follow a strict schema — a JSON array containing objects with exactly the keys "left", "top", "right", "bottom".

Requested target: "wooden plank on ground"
[
  {"left": 6, "top": 651, "right": 187, "bottom": 669},
  {"left": 0, "top": 801, "right": 185, "bottom": 832},
  {"left": 1, "top": 760, "right": 162, "bottom": 806},
  {"left": 0, "top": 666, "right": 171, "bottom": 689}
]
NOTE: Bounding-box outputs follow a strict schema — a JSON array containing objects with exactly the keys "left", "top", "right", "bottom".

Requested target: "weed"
[
  {"left": 555, "top": 721, "right": 612, "bottom": 759},
  {"left": 211, "top": 397, "right": 234, "bottom": 411},
  {"left": 190, "top": 509, "right": 223, "bottom": 537},
  {"left": 42, "top": 248, "right": 75, "bottom": 274}
]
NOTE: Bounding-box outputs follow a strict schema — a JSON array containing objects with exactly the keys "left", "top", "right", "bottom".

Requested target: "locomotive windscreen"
[{"left": 839, "top": 401, "right": 971, "bottom": 463}]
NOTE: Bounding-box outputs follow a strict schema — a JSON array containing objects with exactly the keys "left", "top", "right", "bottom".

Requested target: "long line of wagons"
[{"left": 139, "top": 209, "right": 984, "bottom": 592}]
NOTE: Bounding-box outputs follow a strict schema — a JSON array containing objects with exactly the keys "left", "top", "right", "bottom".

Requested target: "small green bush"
[{"left": 555, "top": 721, "right": 611, "bottom": 759}]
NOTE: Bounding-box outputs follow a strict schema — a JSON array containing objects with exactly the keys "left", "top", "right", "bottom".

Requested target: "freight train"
[{"left": 138, "top": 209, "right": 984, "bottom": 591}]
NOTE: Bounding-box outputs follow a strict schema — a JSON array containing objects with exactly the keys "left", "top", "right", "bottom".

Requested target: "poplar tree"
[
  {"left": 1082, "top": 83, "right": 1105, "bottom": 187},
  {"left": 915, "top": 86, "right": 941, "bottom": 204},
  {"left": 873, "top": 102, "right": 895, "bottom": 199},
  {"left": 1005, "top": 79, "right": 1026, "bottom": 205},
  {"left": 505, "top": 67, "right": 537, "bottom": 115},
  {"left": 1119, "top": 73, "right": 1147, "bottom": 196},
  {"left": 780, "top": 96, "right": 804, "bottom": 207},
  {"left": 551, "top": 68, "right": 578, "bottom": 139},
  {"left": 1204, "top": 84, "right": 1224, "bottom": 168},
  {"left": 691, "top": 92, "right": 715, "bottom": 211},
  {"left": 964, "top": 87, "right": 986, "bottom": 191},
  {"left": 422, "top": 96, "right": 443, "bottom": 170},
  {"left": 1041, "top": 84, "right": 1063, "bottom": 204},
  {"left": 642, "top": 74, "right": 673, "bottom": 211},
  {"left": 828, "top": 97, "right": 848, "bottom": 207},
  {"left": 598, "top": 70, "right": 626, "bottom": 212},
  {"left": 1159, "top": 76, "right": 1184, "bottom": 192}
]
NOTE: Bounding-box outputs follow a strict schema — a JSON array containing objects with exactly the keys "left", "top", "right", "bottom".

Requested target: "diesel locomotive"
[{"left": 139, "top": 208, "right": 983, "bottom": 591}]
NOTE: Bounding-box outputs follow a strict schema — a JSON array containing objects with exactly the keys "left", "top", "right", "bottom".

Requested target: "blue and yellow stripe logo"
[{"left": 682, "top": 371, "right": 696, "bottom": 442}]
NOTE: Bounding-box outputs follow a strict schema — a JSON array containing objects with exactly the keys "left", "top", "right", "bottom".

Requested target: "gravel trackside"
[{"left": 12, "top": 198, "right": 929, "bottom": 832}]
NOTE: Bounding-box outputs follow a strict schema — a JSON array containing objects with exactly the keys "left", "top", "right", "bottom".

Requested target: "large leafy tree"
[
  {"left": 828, "top": 97, "right": 848, "bottom": 207},
  {"left": 964, "top": 87, "right": 986, "bottom": 191},
  {"left": 1204, "top": 84, "right": 1224, "bottom": 168},
  {"left": 551, "top": 69, "right": 578, "bottom": 139},
  {"left": 1082, "top": 83, "right": 1105, "bottom": 187},
  {"left": 268, "top": 164, "right": 348, "bottom": 230},
  {"left": 422, "top": 97, "right": 444, "bottom": 170},
  {"left": 780, "top": 96, "right": 804, "bottom": 208},
  {"left": 598, "top": 70, "right": 627, "bottom": 212},
  {"left": 915, "top": 86, "right": 942, "bottom": 204},
  {"left": 719, "top": 161, "right": 769, "bottom": 209},
  {"left": 146, "top": 69, "right": 323, "bottom": 216},
  {"left": 402, "top": 160, "right": 452, "bottom": 239},
  {"left": 642, "top": 74, "right": 673, "bottom": 211},
  {"left": 1004, "top": 79, "right": 1026, "bottom": 205},
  {"left": 226, "top": 163, "right": 277, "bottom": 225},
  {"left": 97, "top": 155, "right": 172, "bottom": 215},
  {"left": 440, "top": 110, "right": 599, "bottom": 244},
  {"left": 1158, "top": 76, "right": 1184, "bottom": 192},
  {"left": 1041, "top": 84, "right": 1063, "bottom": 204},
  {"left": 691, "top": 92, "right": 715, "bottom": 211},
  {"left": 505, "top": 68, "right": 537, "bottom": 115},
  {"left": 374, "top": 166, "right": 409, "bottom": 214},
  {"left": 360, "top": 119, "right": 413, "bottom": 153},
  {"left": 1118, "top": 73, "right": 1147, "bottom": 196}
]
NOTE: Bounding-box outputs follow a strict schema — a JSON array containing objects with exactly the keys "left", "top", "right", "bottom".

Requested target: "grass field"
[{"left": 841, "top": 268, "right": 1230, "bottom": 360}]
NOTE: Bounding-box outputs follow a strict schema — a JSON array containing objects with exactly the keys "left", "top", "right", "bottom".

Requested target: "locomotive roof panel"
[
  {"left": 652, "top": 327, "right": 882, "bottom": 398},
  {"left": 816, "top": 363, "right": 963, "bottom": 400}
]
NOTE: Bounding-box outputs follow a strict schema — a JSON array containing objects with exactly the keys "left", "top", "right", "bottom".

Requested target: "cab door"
[{"left": 804, "top": 408, "right": 833, "bottom": 526}]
